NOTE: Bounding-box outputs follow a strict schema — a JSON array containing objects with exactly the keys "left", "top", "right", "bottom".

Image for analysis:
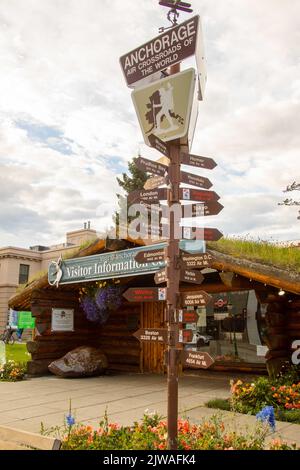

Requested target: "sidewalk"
[{"left": 0, "top": 372, "right": 299, "bottom": 447}]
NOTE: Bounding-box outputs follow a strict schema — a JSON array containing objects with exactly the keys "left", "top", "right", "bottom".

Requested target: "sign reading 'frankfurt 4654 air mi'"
[{"left": 132, "top": 68, "right": 196, "bottom": 145}]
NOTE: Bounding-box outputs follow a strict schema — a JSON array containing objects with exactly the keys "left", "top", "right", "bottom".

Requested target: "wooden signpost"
[
  {"left": 181, "top": 252, "right": 215, "bottom": 269},
  {"left": 136, "top": 157, "right": 168, "bottom": 177},
  {"left": 155, "top": 268, "right": 204, "bottom": 285},
  {"left": 127, "top": 188, "right": 168, "bottom": 205},
  {"left": 133, "top": 328, "right": 168, "bottom": 343},
  {"left": 123, "top": 287, "right": 167, "bottom": 302},
  {"left": 182, "top": 227, "right": 223, "bottom": 242},
  {"left": 181, "top": 152, "right": 217, "bottom": 170},
  {"left": 181, "top": 351, "right": 214, "bottom": 369},
  {"left": 178, "top": 310, "right": 199, "bottom": 323},
  {"left": 180, "top": 188, "right": 220, "bottom": 202},
  {"left": 120, "top": 4, "right": 218, "bottom": 450},
  {"left": 181, "top": 201, "right": 224, "bottom": 217},
  {"left": 181, "top": 291, "right": 213, "bottom": 307},
  {"left": 180, "top": 171, "right": 212, "bottom": 189}
]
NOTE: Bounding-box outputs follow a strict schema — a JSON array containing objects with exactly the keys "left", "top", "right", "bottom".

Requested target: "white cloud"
[{"left": 0, "top": 0, "right": 299, "bottom": 248}]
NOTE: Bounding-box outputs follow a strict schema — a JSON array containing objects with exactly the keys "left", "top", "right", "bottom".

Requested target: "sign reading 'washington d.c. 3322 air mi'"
[
  {"left": 132, "top": 68, "right": 196, "bottom": 145},
  {"left": 119, "top": 15, "right": 206, "bottom": 100}
]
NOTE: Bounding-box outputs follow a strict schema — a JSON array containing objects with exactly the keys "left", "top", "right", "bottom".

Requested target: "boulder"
[{"left": 48, "top": 346, "right": 108, "bottom": 378}]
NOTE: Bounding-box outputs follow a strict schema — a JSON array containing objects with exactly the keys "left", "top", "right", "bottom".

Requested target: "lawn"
[
  {"left": 5, "top": 343, "right": 31, "bottom": 363},
  {"left": 208, "top": 237, "right": 300, "bottom": 273}
]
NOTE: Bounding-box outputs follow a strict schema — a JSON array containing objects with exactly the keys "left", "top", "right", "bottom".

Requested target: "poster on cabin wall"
[{"left": 51, "top": 309, "right": 74, "bottom": 332}]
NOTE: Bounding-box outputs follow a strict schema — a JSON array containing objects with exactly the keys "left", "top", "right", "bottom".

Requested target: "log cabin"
[{"left": 8, "top": 236, "right": 300, "bottom": 378}]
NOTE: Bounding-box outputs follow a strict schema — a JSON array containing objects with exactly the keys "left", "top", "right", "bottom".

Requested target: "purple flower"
[
  {"left": 256, "top": 406, "right": 276, "bottom": 431},
  {"left": 66, "top": 414, "right": 75, "bottom": 427}
]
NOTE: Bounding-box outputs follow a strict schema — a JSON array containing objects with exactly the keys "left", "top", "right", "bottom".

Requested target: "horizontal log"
[
  {"left": 27, "top": 359, "right": 52, "bottom": 376},
  {"left": 108, "top": 363, "right": 141, "bottom": 373}
]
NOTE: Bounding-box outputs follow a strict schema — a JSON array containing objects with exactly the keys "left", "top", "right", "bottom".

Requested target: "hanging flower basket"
[{"left": 79, "top": 281, "right": 122, "bottom": 325}]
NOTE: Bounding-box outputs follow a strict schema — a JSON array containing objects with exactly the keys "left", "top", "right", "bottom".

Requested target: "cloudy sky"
[{"left": 0, "top": 0, "right": 299, "bottom": 248}]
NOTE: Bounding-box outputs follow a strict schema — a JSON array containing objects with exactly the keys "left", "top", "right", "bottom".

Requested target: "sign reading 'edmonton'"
[{"left": 48, "top": 243, "right": 167, "bottom": 286}]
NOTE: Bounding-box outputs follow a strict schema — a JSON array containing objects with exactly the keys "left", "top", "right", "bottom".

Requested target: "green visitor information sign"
[
  {"left": 18, "top": 311, "right": 35, "bottom": 329},
  {"left": 48, "top": 241, "right": 205, "bottom": 286}
]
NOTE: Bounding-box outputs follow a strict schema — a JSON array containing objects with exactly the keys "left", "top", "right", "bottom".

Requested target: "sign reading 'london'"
[{"left": 48, "top": 244, "right": 166, "bottom": 286}]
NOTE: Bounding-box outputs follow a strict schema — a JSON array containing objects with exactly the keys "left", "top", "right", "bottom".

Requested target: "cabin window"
[{"left": 19, "top": 264, "right": 30, "bottom": 285}]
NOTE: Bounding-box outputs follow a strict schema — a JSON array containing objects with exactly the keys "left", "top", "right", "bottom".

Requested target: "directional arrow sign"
[
  {"left": 182, "top": 351, "right": 215, "bottom": 369},
  {"left": 144, "top": 175, "right": 167, "bottom": 190},
  {"left": 133, "top": 328, "right": 168, "bottom": 344},
  {"left": 181, "top": 252, "right": 215, "bottom": 269},
  {"left": 154, "top": 269, "right": 167, "bottom": 285},
  {"left": 127, "top": 188, "right": 168, "bottom": 205},
  {"left": 180, "top": 171, "right": 212, "bottom": 189},
  {"left": 178, "top": 310, "right": 199, "bottom": 323},
  {"left": 182, "top": 227, "right": 223, "bottom": 242},
  {"left": 180, "top": 188, "right": 220, "bottom": 202},
  {"left": 181, "top": 201, "right": 224, "bottom": 218},
  {"left": 181, "top": 152, "right": 217, "bottom": 170},
  {"left": 135, "top": 249, "right": 165, "bottom": 264},
  {"left": 181, "top": 269, "right": 204, "bottom": 285},
  {"left": 136, "top": 157, "right": 168, "bottom": 177},
  {"left": 180, "top": 329, "right": 194, "bottom": 344},
  {"left": 181, "top": 291, "right": 212, "bottom": 307},
  {"left": 123, "top": 287, "right": 167, "bottom": 302},
  {"left": 148, "top": 134, "right": 170, "bottom": 158}
]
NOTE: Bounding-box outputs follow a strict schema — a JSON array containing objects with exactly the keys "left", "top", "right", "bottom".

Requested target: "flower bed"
[
  {"left": 0, "top": 360, "right": 27, "bottom": 381},
  {"left": 206, "top": 365, "right": 300, "bottom": 424},
  {"left": 43, "top": 411, "right": 297, "bottom": 450}
]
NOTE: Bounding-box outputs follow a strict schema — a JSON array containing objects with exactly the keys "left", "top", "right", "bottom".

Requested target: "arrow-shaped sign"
[
  {"left": 133, "top": 328, "right": 168, "bottom": 344},
  {"left": 181, "top": 152, "right": 217, "bottom": 170},
  {"left": 181, "top": 350, "right": 215, "bottom": 369},
  {"left": 178, "top": 310, "right": 199, "bottom": 323},
  {"left": 180, "top": 252, "right": 215, "bottom": 269},
  {"left": 182, "top": 227, "right": 223, "bottom": 242},
  {"left": 181, "top": 201, "right": 224, "bottom": 218},
  {"left": 136, "top": 157, "right": 168, "bottom": 177},
  {"left": 135, "top": 248, "right": 166, "bottom": 264},
  {"left": 180, "top": 188, "right": 220, "bottom": 202},
  {"left": 179, "top": 329, "right": 195, "bottom": 344},
  {"left": 148, "top": 134, "right": 170, "bottom": 158},
  {"left": 127, "top": 188, "right": 168, "bottom": 205},
  {"left": 123, "top": 287, "right": 167, "bottom": 302},
  {"left": 154, "top": 268, "right": 204, "bottom": 285},
  {"left": 144, "top": 175, "right": 167, "bottom": 190},
  {"left": 180, "top": 171, "right": 212, "bottom": 190},
  {"left": 180, "top": 291, "right": 213, "bottom": 307}
]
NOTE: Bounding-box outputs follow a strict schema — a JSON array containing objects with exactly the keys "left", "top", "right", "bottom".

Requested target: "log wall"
[{"left": 27, "top": 288, "right": 141, "bottom": 375}]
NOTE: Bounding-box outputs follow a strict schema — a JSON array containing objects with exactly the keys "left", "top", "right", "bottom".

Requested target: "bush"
[
  {"left": 206, "top": 398, "right": 231, "bottom": 411},
  {"left": 0, "top": 360, "right": 26, "bottom": 381},
  {"left": 43, "top": 411, "right": 298, "bottom": 450}
]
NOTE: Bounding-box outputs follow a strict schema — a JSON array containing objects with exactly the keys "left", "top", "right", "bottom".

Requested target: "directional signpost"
[
  {"left": 180, "top": 188, "right": 220, "bottom": 202},
  {"left": 181, "top": 152, "right": 217, "bottom": 170},
  {"left": 133, "top": 328, "right": 168, "bottom": 344},
  {"left": 136, "top": 157, "right": 168, "bottom": 177},
  {"left": 180, "top": 171, "right": 212, "bottom": 189},
  {"left": 123, "top": 287, "right": 167, "bottom": 302},
  {"left": 181, "top": 201, "right": 224, "bottom": 217},
  {"left": 181, "top": 291, "right": 213, "bottom": 307},
  {"left": 182, "top": 227, "right": 223, "bottom": 242},
  {"left": 182, "top": 351, "right": 214, "bottom": 369},
  {"left": 178, "top": 310, "right": 199, "bottom": 323},
  {"left": 181, "top": 251, "right": 215, "bottom": 269},
  {"left": 120, "top": 4, "right": 218, "bottom": 450}
]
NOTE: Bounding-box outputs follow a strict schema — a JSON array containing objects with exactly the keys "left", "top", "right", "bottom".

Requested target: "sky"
[{"left": 0, "top": 0, "right": 299, "bottom": 248}]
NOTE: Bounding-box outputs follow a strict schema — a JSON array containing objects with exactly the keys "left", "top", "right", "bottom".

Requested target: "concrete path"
[{"left": 0, "top": 371, "right": 299, "bottom": 448}]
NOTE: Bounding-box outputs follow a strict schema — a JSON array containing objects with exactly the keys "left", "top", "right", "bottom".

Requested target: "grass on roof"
[{"left": 208, "top": 238, "right": 300, "bottom": 274}]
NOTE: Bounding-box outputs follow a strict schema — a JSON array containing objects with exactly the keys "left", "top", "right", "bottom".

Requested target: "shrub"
[
  {"left": 0, "top": 360, "right": 26, "bottom": 381},
  {"left": 43, "top": 411, "right": 298, "bottom": 450}
]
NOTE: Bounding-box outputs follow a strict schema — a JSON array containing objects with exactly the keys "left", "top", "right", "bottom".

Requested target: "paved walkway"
[{"left": 0, "top": 372, "right": 299, "bottom": 447}]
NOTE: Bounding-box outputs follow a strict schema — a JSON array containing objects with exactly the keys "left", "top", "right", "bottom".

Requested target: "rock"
[{"left": 48, "top": 346, "right": 108, "bottom": 378}]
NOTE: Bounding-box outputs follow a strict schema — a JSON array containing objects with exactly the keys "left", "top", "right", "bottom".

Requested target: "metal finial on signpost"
[{"left": 158, "top": 1, "right": 193, "bottom": 33}]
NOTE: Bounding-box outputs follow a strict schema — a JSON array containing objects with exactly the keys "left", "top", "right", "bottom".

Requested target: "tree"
[
  {"left": 278, "top": 181, "right": 300, "bottom": 220},
  {"left": 113, "top": 157, "right": 148, "bottom": 236}
]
